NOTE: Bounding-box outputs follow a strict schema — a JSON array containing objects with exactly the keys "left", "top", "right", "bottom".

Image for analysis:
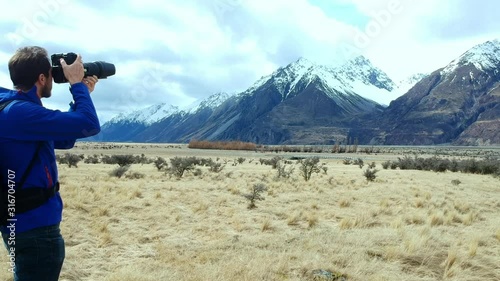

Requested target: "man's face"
[{"left": 41, "top": 69, "right": 53, "bottom": 98}]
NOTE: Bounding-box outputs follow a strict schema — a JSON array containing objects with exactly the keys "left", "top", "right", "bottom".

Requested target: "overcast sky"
[{"left": 0, "top": 0, "right": 499, "bottom": 122}]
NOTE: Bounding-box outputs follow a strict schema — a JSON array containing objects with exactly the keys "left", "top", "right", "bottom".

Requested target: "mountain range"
[{"left": 95, "top": 39, "right": 500, "bottom": 145}]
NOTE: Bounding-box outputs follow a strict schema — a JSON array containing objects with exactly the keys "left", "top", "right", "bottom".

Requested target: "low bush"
[
  {"left": 153, "top": 157, "right": 168, "bottom": 171},
  {"left": 363, "top": 168, "right": 378, "bottom": 182},
  {"left": 275, "top": 161, "right": 295, "bottom": 180},
  {"left": 387, "top": 155, "right": 500, "bottom": 176},
  {"left": 299, "top": 157, "right": 321, "bottom": 181},
  {"left": 57, "top": 153, "right": 83, "bottom": 168},
  {"left": 243, "top": 183, "right": 267, "bottom": 209}
]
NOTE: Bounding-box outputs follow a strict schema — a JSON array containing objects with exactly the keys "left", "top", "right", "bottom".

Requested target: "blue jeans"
[{"left": 2, "top": 224, "right": 65, "bottom": 281}]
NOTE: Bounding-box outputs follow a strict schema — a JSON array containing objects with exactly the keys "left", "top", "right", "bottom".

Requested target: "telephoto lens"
[{"left": 51, "top": 53, "right": 116, "bottom": 83}]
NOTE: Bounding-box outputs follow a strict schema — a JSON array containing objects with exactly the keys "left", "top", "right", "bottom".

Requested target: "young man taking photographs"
[{"left": 0, "top": 46, "right": 101, "bottom": 281}]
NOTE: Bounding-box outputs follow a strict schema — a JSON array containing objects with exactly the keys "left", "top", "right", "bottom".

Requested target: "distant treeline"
[
  {"left": 187, "top": 139, "right": 371, "bottom": 153},
  {"left": 188, "top": 140, "right": 257, "bottom": 151}
]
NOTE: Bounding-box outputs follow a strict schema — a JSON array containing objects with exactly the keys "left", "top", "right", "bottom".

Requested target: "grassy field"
[{"left": 1, "top": 143, "right": 499, "bottom": 281}]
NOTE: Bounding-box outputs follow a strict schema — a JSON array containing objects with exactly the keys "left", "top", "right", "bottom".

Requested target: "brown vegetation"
[
  {"left": 188, "top": 139, "right": 257, "bottom": 151},
  {"left": 1, "top": 143, "right": 498, "bottom": 281}
]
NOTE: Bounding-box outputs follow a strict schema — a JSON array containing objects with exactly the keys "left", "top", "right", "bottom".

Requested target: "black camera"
[{"left": 51, "top": 52, "right": 116, "bottom": 84}]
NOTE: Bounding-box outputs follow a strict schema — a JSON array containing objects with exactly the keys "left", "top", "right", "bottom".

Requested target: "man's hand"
[
  {"left": 60, "top": 54, "right": 84, "bottom": 85},
  {"left": 83, "top": 75, "right": 98, "bottom": 94}
]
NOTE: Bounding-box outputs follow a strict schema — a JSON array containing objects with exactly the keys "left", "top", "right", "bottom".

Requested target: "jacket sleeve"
[
  {"left": 54, "top": 140, "right": 76, "bottom": 149},
  {"left": 4, "top": 82, "right": 101, "bottom": 141}
]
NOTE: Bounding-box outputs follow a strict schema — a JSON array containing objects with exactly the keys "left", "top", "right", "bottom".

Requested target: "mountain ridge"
[{"left": 96, "top": 39, "right": 500, "bottom": 145}]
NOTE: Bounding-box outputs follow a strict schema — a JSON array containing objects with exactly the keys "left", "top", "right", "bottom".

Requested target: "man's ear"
[{"left": 38, "top": 73, "right": 47, "bottom": 85}]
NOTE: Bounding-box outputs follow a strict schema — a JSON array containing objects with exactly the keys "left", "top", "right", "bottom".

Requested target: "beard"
[{"left": 41, "top": 82, "right": 52, "bottom": 98}]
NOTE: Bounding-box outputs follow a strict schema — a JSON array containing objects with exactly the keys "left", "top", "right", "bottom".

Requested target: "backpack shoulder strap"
[
  {"left": 17, "top": 142, "right": 44, "bottom": 189},
  {"left": 0, "top": 100, "right": 14, "bottom": 112}
]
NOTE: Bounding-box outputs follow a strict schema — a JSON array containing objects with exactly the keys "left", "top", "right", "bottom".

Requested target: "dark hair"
[{"left": 8, "top": 46, "right": 51, "bottom": 91}]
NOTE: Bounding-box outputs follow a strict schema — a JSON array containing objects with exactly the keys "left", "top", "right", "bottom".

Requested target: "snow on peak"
[
  {"left": 109, "top": 103, "right": 180, "bottom": 125},
  {"left": 262, "top": 57, "right": 319, "bottom": 98},
  {"left": 292, "top": 57, "right": 316, "bottom": 69},
  {"left": 442, "top": 39, "right": 500, "bottom": 74},
  {"left": 335, "top": 56, "right": 396, "bottom": 92},
  {"left": 241, "top": 55, "right": 398, "bottom": 105},
  {"left": 188, "top": 92, "right": 230, "bottom": 113},
  {"left": 397, "top": 73, "right": 428, "bottom": 93}
]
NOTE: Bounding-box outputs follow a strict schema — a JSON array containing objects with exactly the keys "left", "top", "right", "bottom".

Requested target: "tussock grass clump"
[
  {"left": 287, "top": 212, "right": 302, "bottom": 226},
  {"left": 429, "top": 213, "right": 444, "bottom": 226},
  {"left": 261, "top": 218, "right": 274, "bottom": 232},
  {"left": 339, "top": 198, "right": 351, "bottom": 208},
  {"left": 125, "top": 171, "right": 145, "bottom": 179},
  {"left": 307, "top": 213, "right": 319, "bottom": 228}
]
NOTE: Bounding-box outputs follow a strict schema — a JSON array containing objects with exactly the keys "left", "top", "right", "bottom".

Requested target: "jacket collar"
[{"left": 0, "top": 86, "right": 42, "bottom": 106}]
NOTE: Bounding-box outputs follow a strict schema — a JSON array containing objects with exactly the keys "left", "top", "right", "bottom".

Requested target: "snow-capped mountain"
[
  {"left": 163, "top": 55, "right": 391, "bottom": 144},
  {"left": 335, "top": 56, "right": 396, "bottom": 92},
  {"left": 105, "top": 56, "right": 402, "bottom": 132},
  {"left": 245, "top": 56, "right": 397, "bottom": 106},
  {"left": 106, "top": 92, "right": 231, "bottom": 127},
  {"left": 187, "top": 92, "right": 230, "bottom": 113},
  {"left": 396, "top": 73, "right": 429, "bottom": 94},
  {"left": 441, "top": 39, "right": 500, "bottom": 75},
  {"left": 108, "top": 103, "right": 181, "bottom": 126},
  {"left": 379, "top": 39, "right": 500, "bottom": 145}
]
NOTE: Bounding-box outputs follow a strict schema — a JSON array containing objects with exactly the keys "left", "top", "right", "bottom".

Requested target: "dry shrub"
[{"left": 243, "top": 183, "right": 267, "bottom": 209}]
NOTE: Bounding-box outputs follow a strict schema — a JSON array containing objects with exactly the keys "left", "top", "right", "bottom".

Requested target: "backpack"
[{"left": 0, "top": 100, "right": 60, "bottom": 226}]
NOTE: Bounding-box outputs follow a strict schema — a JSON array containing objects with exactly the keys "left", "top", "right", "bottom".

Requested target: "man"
[{"left": 0, "top": 46, "right": 101, "bottom": 280}]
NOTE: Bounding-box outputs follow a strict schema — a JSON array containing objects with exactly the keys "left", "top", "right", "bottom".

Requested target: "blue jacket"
[{"left": 0, "top": 82, "right": 100, "bottom": 233}]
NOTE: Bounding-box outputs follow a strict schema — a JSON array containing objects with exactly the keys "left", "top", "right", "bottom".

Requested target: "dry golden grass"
[{"left": 1, "top": 143, "right": 499, "bottom": 281}]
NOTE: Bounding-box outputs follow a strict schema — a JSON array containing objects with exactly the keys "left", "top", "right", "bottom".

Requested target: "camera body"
[{"left": 51, "top": 52, "right": 116, "bottom": 84}]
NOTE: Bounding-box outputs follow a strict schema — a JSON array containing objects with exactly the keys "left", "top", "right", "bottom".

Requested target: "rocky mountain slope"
[
  {"left": 100, "top": 56, "right": 397, "bottom": 144},
  {"left": 375, "top": 39, "right": 500, "bottom": 145}
]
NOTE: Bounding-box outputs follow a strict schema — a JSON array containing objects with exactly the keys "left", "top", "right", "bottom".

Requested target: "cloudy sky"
[{"left": 0, "top": 0, "right": 499, "bottom": 122}]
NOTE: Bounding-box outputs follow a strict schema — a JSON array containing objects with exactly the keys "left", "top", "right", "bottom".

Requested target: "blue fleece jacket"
[{"left": 0, "top": 82, "right": 100, "bottom": 233}]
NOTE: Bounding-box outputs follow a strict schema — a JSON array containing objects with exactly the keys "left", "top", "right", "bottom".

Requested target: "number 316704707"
[{"left": 7, "top": 170, "right": 16, "bottom": 214}]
